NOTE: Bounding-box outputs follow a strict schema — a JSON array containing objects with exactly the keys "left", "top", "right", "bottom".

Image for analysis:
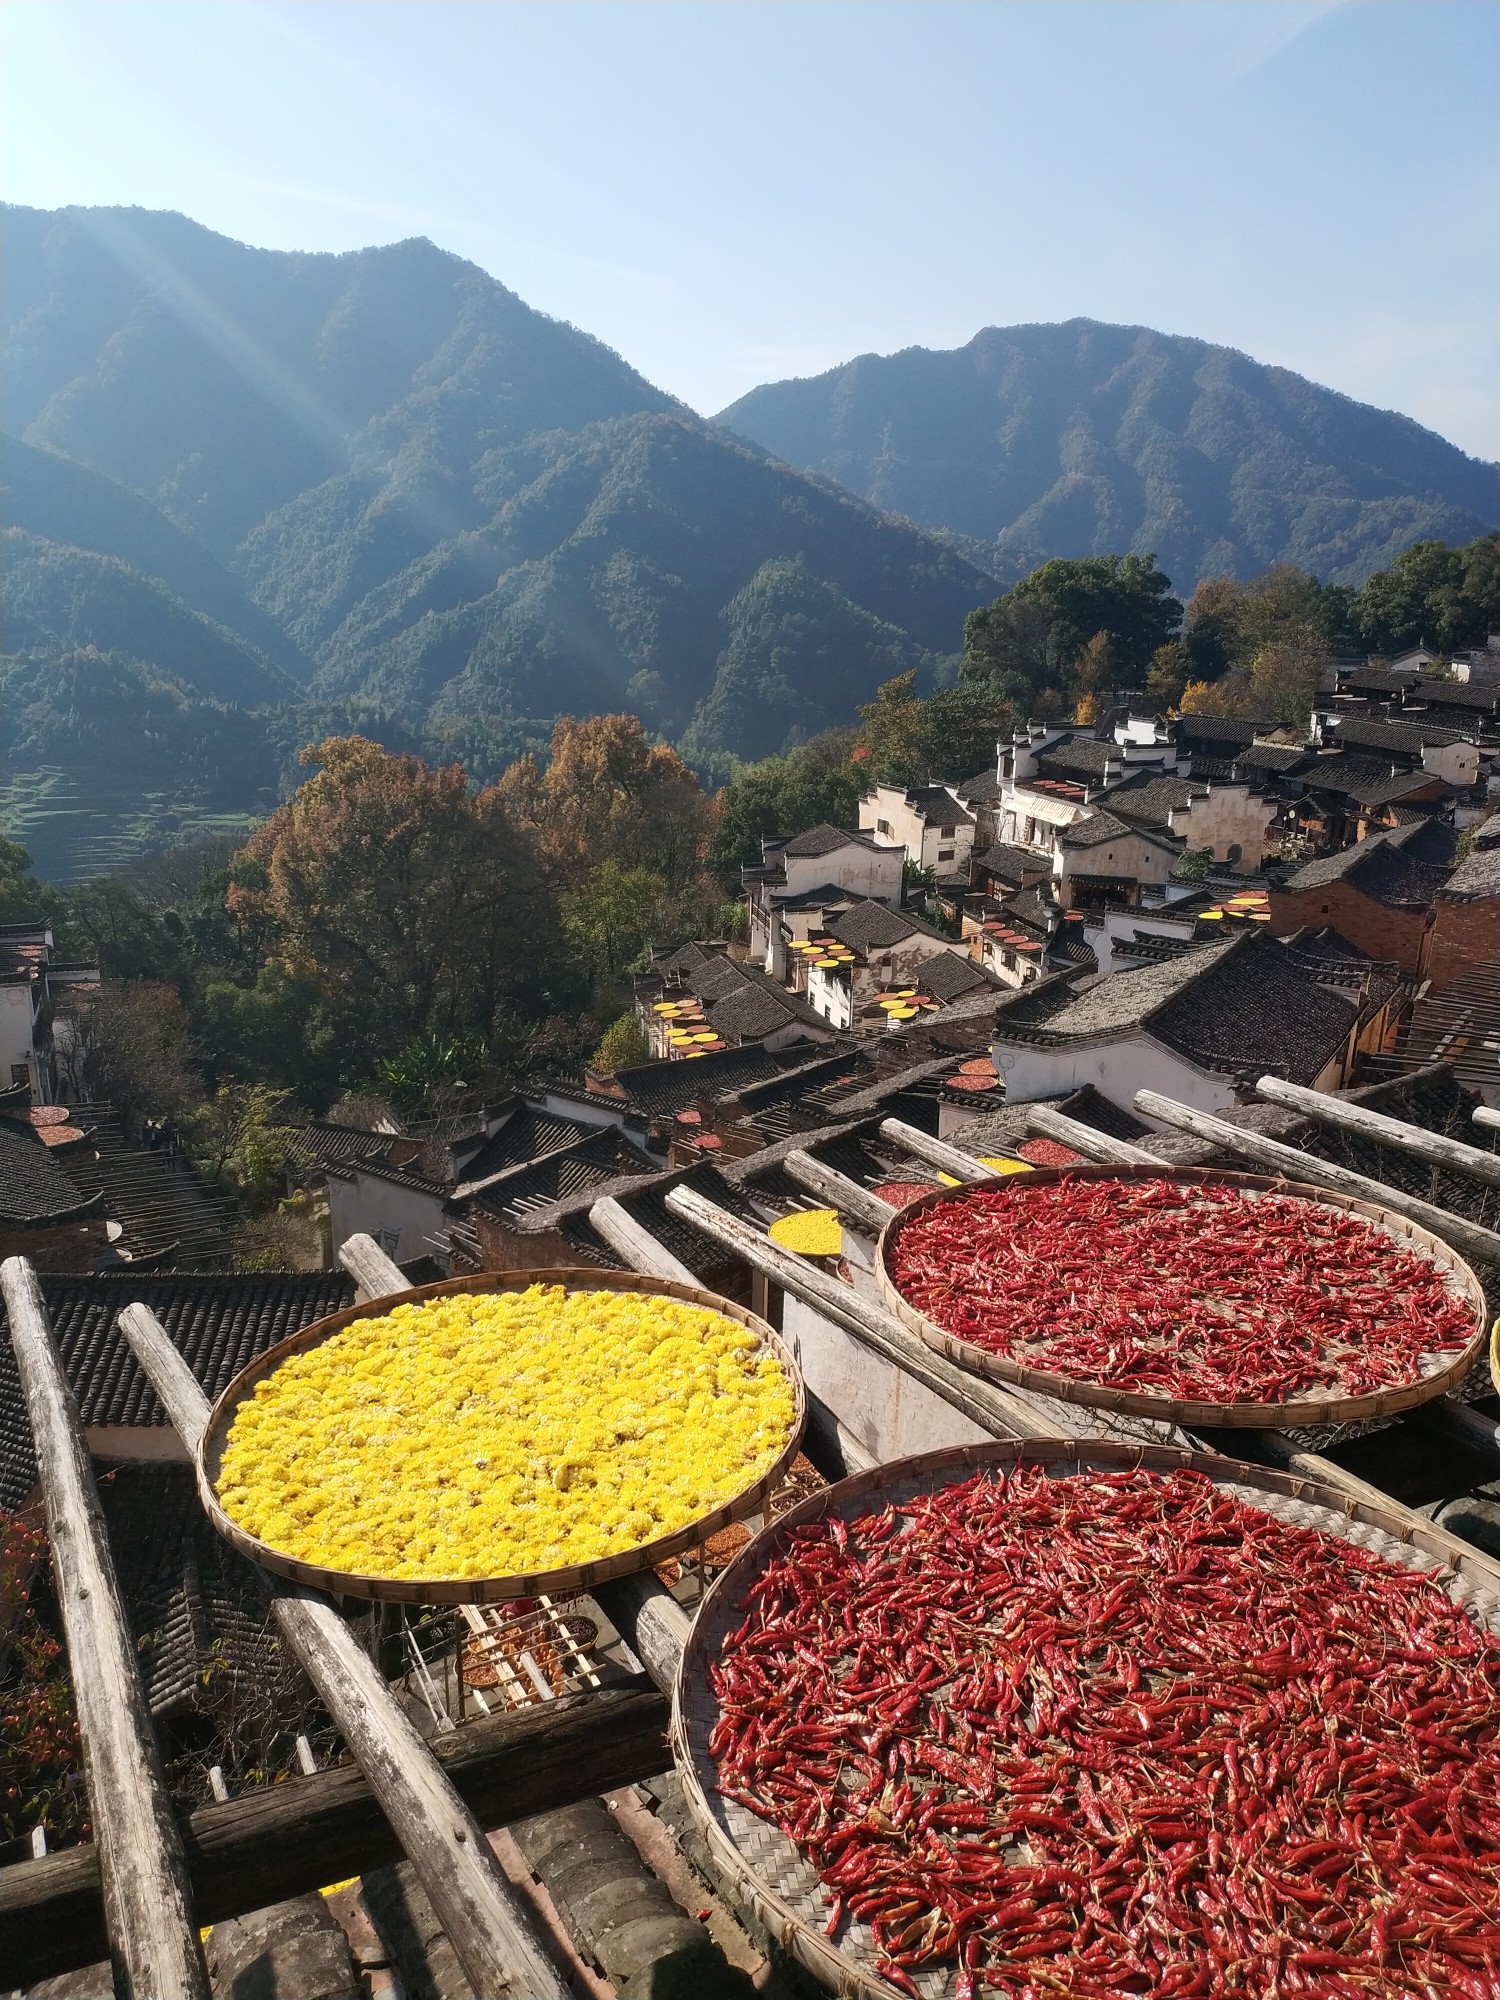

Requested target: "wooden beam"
[
  {"left": 1254, "top": 1074, "right": 1500, "bottom": 1189},
  {"left": 116, "top": 1303, "right": 572, "bottom": 2000},
  {"left": 1473, "top": 1106, "right": 1500, "bottom": 1135},
  {"left": 878, "top": 1118, "right": 1005, "bottom": 1182},
  {"left": 593, "top": 1569, "right": 693, "bottom": 1698},
  {"left": 663, "top": 1182, "right": 1059, "bottom": 1443},
  {"left": 0, "top": 1685, "right": 669, "bottom": 1989},
  {"left": 783, "top": 1150, "right": 898, "bottom": 1235},
  {"left": 1132, "top": 1090, "right": 1500, "bottom": 1266},
  {"left": 588, "top": 1197, "right": 697, "bottom": 1282},
  {"left": 1023, "top": 1104, "right": 1160, "bottom": 1166},
  {"left": 337, "top": 1231, "right": 410, "bottom": 1303},
  {"left": 1402, "top": 1394, "right": 1500, "bottom": 1467},
  {"left": 0, "top": 1257, "right": 211, "bottom": 2000}
]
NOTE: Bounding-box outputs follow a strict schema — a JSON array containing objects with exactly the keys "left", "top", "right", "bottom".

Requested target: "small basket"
[
  {"left": 672, "top": 1439, "right": 1500, "bottom": 2000},
  {"left": 877, "top": 1166, "right": 1489, "bottom": 1429},
  {"left": 196, "top": 1268, "right": 806, "bottom": 1604}
]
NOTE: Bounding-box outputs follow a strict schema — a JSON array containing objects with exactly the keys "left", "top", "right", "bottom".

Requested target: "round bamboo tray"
[
  {"left": 196, "top": 1268, "right": 806, "bottom": 1604},
  {"left": 672, "top": 1438, "right": 1500, "bottom": 2000},
  {"left": 876, "top": 1165, "right": 1488, "bottom": 1429}
]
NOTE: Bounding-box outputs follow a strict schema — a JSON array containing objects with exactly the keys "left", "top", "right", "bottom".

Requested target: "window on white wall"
[{"left": 377, "top": 1228, "right": 401, "bottom": 1258}]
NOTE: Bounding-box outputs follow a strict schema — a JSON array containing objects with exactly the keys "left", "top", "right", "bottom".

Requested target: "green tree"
[
  {"left": 966, "top": 555, "right": 1181, "bottom": 695},
  {"left": 0, "top": 839, "right": 54, "bottom": 926},
  {"left": 1354, "top": 535, "right": 1500, "bottom": 655},
  {"left": 562, "top": 862, "right": 669, "bottom": 983},
  {"left": 707, "top": 734, "right": 862, "bottom": 885},
  {"left": 856, "top": 673, "right": 1018, "bottom": 788},
  {"left": 197, "top": 964, "right": 336, "bottom": 1098},
  {"left": 589, "top": 1013, "right": 649, "bottom": 1076},
  {"left": 228, "top": 737, "right": 557, "bottom": 1065}
]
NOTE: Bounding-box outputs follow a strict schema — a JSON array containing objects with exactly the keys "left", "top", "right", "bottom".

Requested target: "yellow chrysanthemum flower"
[{"left": 216, "top": 1287, "right": 795, "bottom": 1580}]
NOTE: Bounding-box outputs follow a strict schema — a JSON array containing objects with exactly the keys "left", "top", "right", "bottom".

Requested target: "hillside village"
[{"left": 5, "top": 609, "right": 1500, "bottom": 1992}]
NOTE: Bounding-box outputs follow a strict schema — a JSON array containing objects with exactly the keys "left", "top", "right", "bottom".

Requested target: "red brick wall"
[
  {"left": 1421, "top": 894, "right": 1500, "bottom": 993},
  {"left": 1266, "top": 884, "right": 1428, "bottom": 971}
]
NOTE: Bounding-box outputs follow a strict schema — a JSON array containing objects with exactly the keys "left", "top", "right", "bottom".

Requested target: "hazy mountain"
[
  {"left": 2, "top": 434, "right": 313, "bottom": 679},
  {"left": 716, "top": 320, "right": 1498, "bottom": 590},
  {"left": 1, "top": 206, "right": 995, "bottom": 824}
]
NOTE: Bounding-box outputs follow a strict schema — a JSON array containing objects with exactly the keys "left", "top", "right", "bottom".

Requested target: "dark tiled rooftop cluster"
[
  {"left": 0, "top": 1120, "right": 93, "bottom": 1223},
  {"left": 0, "top": 1270, "right": 353, "bottom": 1508}
]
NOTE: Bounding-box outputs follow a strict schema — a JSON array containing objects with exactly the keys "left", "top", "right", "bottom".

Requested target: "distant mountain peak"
[{"left": 715, "top": 319, "right": 1498, "bottom": 590}]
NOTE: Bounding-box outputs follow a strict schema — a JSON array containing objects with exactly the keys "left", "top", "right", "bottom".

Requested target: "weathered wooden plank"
[
  {"left": 116, "top": 1302, "right": 571, "bottom": 2000},
  {"left": 337, "top": 1232, "right": 411, "bottom": 1303},
  {"left": 663, "top": 1182, "right": 1058, "bottom": 1442},
  {"left": 1, "top": 1257, "right": 211, "bottom": 2000},
  {"left": 1473, "top": 1106, "right": 1500, "bottom": 1134},
  {"left": 1024, "top": 1104, "right": 1160, "bottom": 1166},
  {"left": 0, "top": 1686, "right": 670, "bottom": 1988},
  {"left": 1254, "top": 1074, "right": 1500, "bottom": 1189},
  {"left": 878, "top": 1117, "right": 1006, "bottom": 1182},
  {"left": 588, "top": 1197, "right": 697, "bottom": 1283},
  {"left": 783, "top": 1150, "right": 899, "bottom": 1235},
  {"left": 1133, "top": 1089, "right": 1500, "bottom": 1266}
]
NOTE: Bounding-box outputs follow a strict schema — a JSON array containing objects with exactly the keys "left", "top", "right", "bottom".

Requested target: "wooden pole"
[
  {"left": 1132, "top": 1090, "right": 1500, "bottom": 1266},
  {"left": 117, "top": 1302, "right": 572, "bottom": 2000},
  {"left": 0, "top": 1685, "right": 669, "bottom": 1989},
  {"left": 337, "top": 1232, "right": 412, "bottom": 1303},
  {"left": 0, "top": 1257, "right": 211, "bottom": 2000},
  {"left": 1472, "top": 1106, "right": 1500, "bottom": 1135},
  {"left": 1253, "top": 1074, "right": 1500, "bottom": 1189},
  {"left": 1024, "top": 1104, "right": 1160, "bottom": 1166},
  {"left": 589, "top": 1196, "right": 697, "bottom": 1282},
  {"left": 663, "top": 1183, "right": 1059, "bottom": 1442},
  {"left": 783, "top": 1150, "right": 900, "bottom": 1235},
  {"left": 878, "top": 1118, "right": 1006, "bottom": 1182}
]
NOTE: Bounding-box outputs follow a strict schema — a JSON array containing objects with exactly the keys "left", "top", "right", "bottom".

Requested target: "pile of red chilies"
[
  {"left": 709, "top": 1467, "right": 1500, "bottom": 1999},
  {"left": 888, "top": 1178, "right": 1475, "bottom": 1404}
]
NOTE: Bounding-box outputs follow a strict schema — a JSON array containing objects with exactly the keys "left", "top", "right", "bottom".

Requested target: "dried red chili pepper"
[
  {"left": 708, "top": 1466, "right": 1500, "bottom": 1997},
  {"left": 888, "top": 1178, "right": 1475, "bottom": 1404}
]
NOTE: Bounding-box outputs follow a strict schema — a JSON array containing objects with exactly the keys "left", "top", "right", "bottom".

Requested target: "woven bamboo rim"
[
  {"left": 196, "top": 1268, "right": 806, "bottom": 1605},
  {"left": 876, "top": 1165, "right": 1488, "bottom": 1429},
  {"left": 672, "top": 1439, "right": 1500, "bottom": 2000}
]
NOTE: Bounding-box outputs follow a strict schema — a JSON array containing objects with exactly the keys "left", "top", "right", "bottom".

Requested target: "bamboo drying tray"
[
  {"left": 877, "top": 1165, "right": 1488, "bottom": 1429},
  {"left": 197, "top": 1268, "right": 806, "bottom": 1604},
  {"left": 672, "top": 1438, "right": 1500, "bottom": 2000}
]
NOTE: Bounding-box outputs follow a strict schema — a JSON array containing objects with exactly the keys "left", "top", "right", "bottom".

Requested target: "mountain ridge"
[{"left": 715, "top": 317, "right": 1498, "bottom": 590}]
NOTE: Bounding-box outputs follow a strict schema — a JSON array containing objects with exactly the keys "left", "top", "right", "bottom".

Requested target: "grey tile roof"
[
  {"left": 1174, "top": 715, "right": 1260, "bottom": 748},
  {"left": 0, "top": 1120, "right": 95, "bottom": 1223},
  {"left": 1331, "top": 717, "right": 1462, "bottom": 755},
  {"left": 1281, "top": 829, "right": 1452, "bottom": 907},
  {"left": 289, "top": 1121, "right": 396, "bottom": 1174},
  {"left": 1002, "top": 940, "right": 1240, "bottom": 1040},
  {"left": 779, "top": 823, "right": 887, "bottom": 858},
  {"left": 1300, "top": 756, "right": 1444, "bottom": 805},
  {"left": 464, "top": 1127, "right": 657, "bottom": 1226},
  {"left": 1440, "top": 846, "right": 1500, "bottom": 899},
  {"left": 452, "top": 1107, "right": 593, "bottom": 1190},
  {"left": 608, "top": 1040, "right": 823, "bottom": 1118},
  {"left": 1147, "top": 939, "right": 1379, "bottom": 1085},
  {"left": 1058, "top": 810, "right": 1136, "bottom": 849},
  {"left": 1236, "top": 742, "right": 1316, "bottom": 774},
  {"left": 920, "top": 951, "right": 997, "bottom": 1001},
  {"left": 973, "top": 843, "right": 1045, "bottom": 883},
  {"left": 655, "top": 943, "right": 830, "bottom": 1040},
  {"left": 1, "top": 1270, "right": 354, "bottom": 1508},
  {"left": 1411, "top": 679, "right": 1500, "bottom": 713},
  {"left": 1031, "top": 735, "right": 1119, "bottom": 780},
  {"left": 829, "top": 899, "right": 949, "bottom": 951},
  {"left": 1099, "top": 773, "right": 1204, "bottom": 828},
  {"left": 902, "top": 786, "right": 974, "bottom": 828},
  {"left": 955, "top": 771, "right": 1003, "bottom": 806}
]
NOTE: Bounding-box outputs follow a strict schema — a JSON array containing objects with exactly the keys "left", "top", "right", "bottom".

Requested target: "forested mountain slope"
[
  {"left": 716, "top": 320, "right": 1499, "bottom": 590},
  {"left": 1, "top": 206, "right": 993, "bottom": 785}
]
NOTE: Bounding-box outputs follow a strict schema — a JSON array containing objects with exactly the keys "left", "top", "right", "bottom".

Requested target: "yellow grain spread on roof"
[
  {"left": 767, "top": 1208, "right": 843, "bottom": 1256},
  {"left": 215, "top": 1287, "right": 796, "bottom": 1581}
]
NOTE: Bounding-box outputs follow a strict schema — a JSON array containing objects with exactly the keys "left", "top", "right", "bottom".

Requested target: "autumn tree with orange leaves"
[{"left": 228, "top": 737, "right": 557, "bottom": 1062}]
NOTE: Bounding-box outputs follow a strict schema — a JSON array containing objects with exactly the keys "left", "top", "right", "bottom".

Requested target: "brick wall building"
[
  {"left": 1268, "top": 825, "right": 1454, "bottom": 973},
  {"left": 1420, "top": 846, "right": 1500, "bottom": 993}
]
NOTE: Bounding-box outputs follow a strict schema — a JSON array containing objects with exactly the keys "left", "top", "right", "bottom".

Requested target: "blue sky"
[{"left": 4, "top": 1, "right": 1496, "bottom": 458}]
